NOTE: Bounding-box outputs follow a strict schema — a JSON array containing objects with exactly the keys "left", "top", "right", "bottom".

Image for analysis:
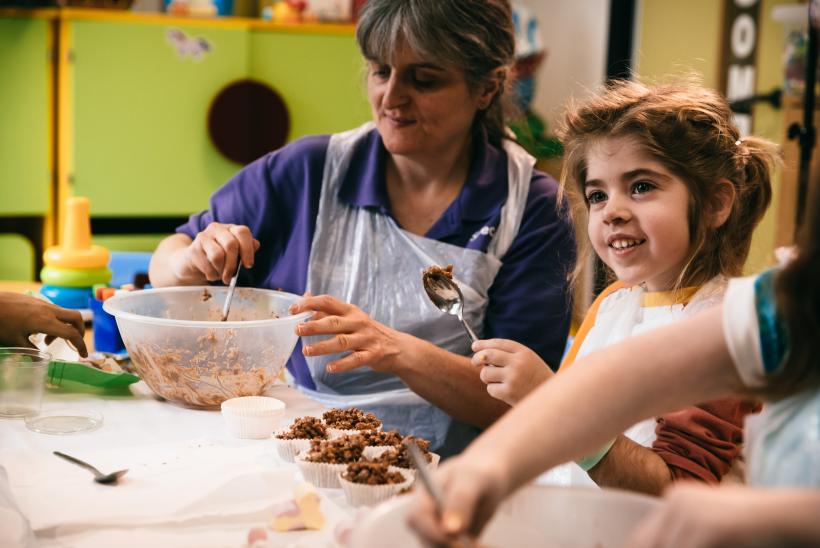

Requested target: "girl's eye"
[
  {"left": 586, "top": 190, "right": 607, "bottom": 204},
  {"left": 632, "top": 181, "right": 655, "bottom": 194}
]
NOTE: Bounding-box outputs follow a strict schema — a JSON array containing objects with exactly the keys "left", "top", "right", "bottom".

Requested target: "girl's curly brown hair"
[{"left": 558, "top": 79, "right": 780, "bottom": 291}]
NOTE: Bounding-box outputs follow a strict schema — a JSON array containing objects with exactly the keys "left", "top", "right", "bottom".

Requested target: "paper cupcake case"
[
  {"left": 364, "top": 449, "right": 441, "bottom": 475},
  {"left": 338, "top": 467, "right": 414, "bottom": 507},
  {"left": 362, "top": 445, "right": 393, "bottom": 459},
  {"left": 295, "top": 454, "right": 349, "bottom": 488},
  {"left": 220, "top": 397, "right": 285, "bottom": 439},
  {"left": 327, "top": 425, "right": 382, "bottom": 440},
  {"left": 272, "top": 435, "right": 313, "bottom": 463},
  {"left": 402, "top": 452, "right": 441, "bottom": 478}
]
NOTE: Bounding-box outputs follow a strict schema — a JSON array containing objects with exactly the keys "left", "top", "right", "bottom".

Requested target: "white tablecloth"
[{"left": 0, "top": 382, "right": 355, "bottom": 548}]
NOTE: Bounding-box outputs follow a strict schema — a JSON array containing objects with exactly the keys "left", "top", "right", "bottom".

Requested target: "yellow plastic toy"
[{"left": 43, "top": 197, "right": 110, "bottom": 270}]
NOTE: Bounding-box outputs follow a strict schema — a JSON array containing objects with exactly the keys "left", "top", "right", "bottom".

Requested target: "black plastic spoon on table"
[{"left": 53, "top": 451, "right": 128, "bottom": 485}]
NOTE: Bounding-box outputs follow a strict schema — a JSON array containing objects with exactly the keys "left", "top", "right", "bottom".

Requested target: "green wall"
[
  {"left": 71, "top": 21, "right": 249, "bottom": 216},
  {"left": 0, "top": 18, "right": 50, "bottom": 216},
  {"left": 249, "top": 31, "right": 371, "bottom": 138}
]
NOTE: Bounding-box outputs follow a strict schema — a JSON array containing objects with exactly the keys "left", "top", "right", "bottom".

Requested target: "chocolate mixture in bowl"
[{"left": 127, "top": 328, "right": 286, "bottom": 409}]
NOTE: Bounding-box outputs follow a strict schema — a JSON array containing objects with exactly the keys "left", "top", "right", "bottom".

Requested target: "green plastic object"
[
  {"left": 40, "top": 266, "right": 112, "bottom": 287},
  {"left": 47, "top": 360, "right": 139, "bottom": 388}
]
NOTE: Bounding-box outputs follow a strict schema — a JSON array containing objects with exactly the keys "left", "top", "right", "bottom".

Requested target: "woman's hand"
[
  {"left": 171, "top": 222, "right": 260, "bottom": 284},
  {"left": 628, "top": 484, "right": 816, "bottom": 548},
  {"left": 407, "top": 455, "right": 510, "bottom": 546},
  {"left": 471, "top": 339, "right": 554, "bottom": 405},
  {"left": 290, "top": 294, "right": 405, "bottom": 374},
  {"left": 0, "top": 292, "right": 87, "bottom": 357}
]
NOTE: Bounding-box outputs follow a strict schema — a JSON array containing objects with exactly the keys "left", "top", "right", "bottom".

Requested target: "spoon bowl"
[
  {"left": 422, "top": 268, "right": 478, "bottom": 342},
  {"left": 53, "top": 450, "right": 129, "bottom": 485}
]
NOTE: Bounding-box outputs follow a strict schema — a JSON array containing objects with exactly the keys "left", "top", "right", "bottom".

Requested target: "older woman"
[{"left": 149, "top": 0, "right": 575, "bottom": 456}]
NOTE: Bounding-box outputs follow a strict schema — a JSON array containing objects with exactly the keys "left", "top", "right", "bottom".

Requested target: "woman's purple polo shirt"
[{"left": 178, "top": 129, "right": 575, "bottom": 389}]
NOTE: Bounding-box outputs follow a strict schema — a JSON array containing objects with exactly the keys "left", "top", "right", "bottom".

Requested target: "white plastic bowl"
[
  {"left": 349, "top": 484, "right": 660, "bottom": 548},
  {"left": 104, "top": 286, "right": 311, "bottom": 408}
]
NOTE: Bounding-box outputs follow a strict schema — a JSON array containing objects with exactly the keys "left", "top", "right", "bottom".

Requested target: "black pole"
[
  {"left": 790, "top": 3, "right": 818, "bottom": 235},
  {"left": 606, "top": 0, "right": 636, "bottom": 82}
]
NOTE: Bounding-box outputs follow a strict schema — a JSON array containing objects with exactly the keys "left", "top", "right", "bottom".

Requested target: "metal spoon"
[
  {"left": 422, "top": 269, "right": 478, "bottom": 342},
  {"left": 404, "top": 440, "right": 475, "bottom": 547},
  {"left": 221, "top": 262, "right": 241, "bottom": 321},
  {"left": 53, "top": 451, "right": 128, "bottom": 485}
]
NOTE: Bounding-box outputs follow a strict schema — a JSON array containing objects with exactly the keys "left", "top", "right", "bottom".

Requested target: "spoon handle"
[
  {"left": 221, "top": 262, "right": 242, "bottom": 321},
  {"left": 404, "top": 441, "right": 475, "bottom": 548},
  {"left": 460, "top": 319, "right": 478, "bottom": 343},
  {"left": 53, "top": 451, "right": 103, "bottom": 476}
]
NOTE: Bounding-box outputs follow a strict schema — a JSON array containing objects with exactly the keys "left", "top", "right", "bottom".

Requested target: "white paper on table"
[
  {"left": 33, "top": 494, "right": 352, "bottom": 548},
  {"left": 1, "top": 439, "right": 303, "bottom": 531}
]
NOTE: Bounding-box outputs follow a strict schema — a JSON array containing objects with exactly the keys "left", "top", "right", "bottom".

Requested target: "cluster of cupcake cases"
[{"left": 273, "top": 407, "right": 439, "bottom": 507}]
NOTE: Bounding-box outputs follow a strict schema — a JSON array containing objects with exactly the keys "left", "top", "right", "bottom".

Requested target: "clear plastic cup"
[{"left": 0, "top": 348, "right": 51, "bottom": 418}]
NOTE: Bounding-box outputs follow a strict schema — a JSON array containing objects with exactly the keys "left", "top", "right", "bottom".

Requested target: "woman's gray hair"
[{"left": 356, "top": 0, "right": 515, "bottom": 147}]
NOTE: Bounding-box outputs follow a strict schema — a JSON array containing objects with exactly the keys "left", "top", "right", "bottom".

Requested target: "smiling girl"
[{"left": 472, "top": 79, "right": 779, "bottom": 493}]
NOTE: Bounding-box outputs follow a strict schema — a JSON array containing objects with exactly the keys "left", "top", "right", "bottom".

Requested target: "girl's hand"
[
  {"left": 172, "top": 222, "right": 260, "bottom": 284},
  {"left": 0, "top": 292, "right": 87, "bottom": 357},
  {"left": 471, "top": 339, "right": 554, "bottom": 405},
  {"left": 629, "top": 484, "right": 784, "bottom": 548},
  {"left": 407, "top": 455, "right": 509, "bottom": 545},
  {"left": 290, "top": 294, "right": 403, "bottom": 374}
]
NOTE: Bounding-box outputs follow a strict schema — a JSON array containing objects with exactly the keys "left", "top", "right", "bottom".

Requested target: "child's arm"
[
  {"left": 0, "top": 292, "right": 87, "bottom": 357},
  {"left": 470, "top": 339, "right": 554, "bottom": 404},
  {"left": 408, "top": 305, "right": 745, "bottom": 543},
  {"left": 629, "top": 484, "right": 820, "bottom": 547}
]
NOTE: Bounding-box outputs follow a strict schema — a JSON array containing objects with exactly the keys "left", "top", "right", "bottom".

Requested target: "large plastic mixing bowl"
[
  {"left": 350, "top": 485, "right": 660, "bottom": 548},
  {"left": 104, "top": 286, "right": 311, "bottom": 408}
]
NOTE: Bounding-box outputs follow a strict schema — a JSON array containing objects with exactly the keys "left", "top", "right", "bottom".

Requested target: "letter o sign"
[{"left": 731, "top": 13, "right": 756, "bottom": 59}]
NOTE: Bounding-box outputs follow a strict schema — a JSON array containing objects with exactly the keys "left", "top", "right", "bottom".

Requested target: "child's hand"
[
  {"left": 471, "top": 339, "right": 554, "bottom": 405},
  {"left": 0, "top": 292, "right": 87, "bottom": 357},
  {"left": 407, "top": 453, "right": 511, "bottom": 545}
]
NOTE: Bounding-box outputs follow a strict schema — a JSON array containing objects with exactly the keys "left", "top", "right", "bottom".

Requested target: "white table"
[{"left": 0, "top": 381, "right": 356, "bottom": 548}]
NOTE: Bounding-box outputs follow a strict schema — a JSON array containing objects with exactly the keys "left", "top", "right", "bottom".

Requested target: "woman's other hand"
[
  {"left": 406, "top": 455, "right": 509, "bottom": 546},
  {"left": 471, "top": 338, "right": 554, "bottom": 405},
  {"left": 171, "top": 222, "right": 260, "bottom": 285},
  {"left": 291, "top": 294, "right": 405, "bottom": 374},
  {"left": 0, "top": 292, "right": 87, "bottom": 357}
]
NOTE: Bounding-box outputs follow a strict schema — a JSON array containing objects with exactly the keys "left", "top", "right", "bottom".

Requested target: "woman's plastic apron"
[{"left": 299, "top": 122, "right": 534, "bottom": 456}]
